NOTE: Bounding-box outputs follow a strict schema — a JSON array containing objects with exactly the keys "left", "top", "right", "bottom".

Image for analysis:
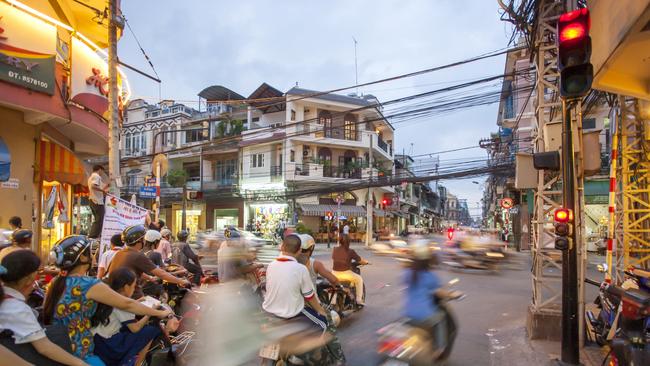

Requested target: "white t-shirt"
[
  {"left": 343, "top": 225, "right": 350, "bottom": 235},
  {"left": 0, "top": 287, "right": 46, "bottom": 344},
  {"left": 262, "top": 254, "right": 315, "bottom": 318},
  {"left": 88, "top": 172, "right": 105, "bottom": 205},
  {"left": 97, "top": 248, "right": 119, "bottom": 272},
  {"left": 92, "top": 308, "right": 135, "bottom": 339}
]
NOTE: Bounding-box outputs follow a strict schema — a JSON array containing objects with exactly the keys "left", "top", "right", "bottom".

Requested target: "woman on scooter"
[
  {"left": 43, "top": 235, "right": 173, "bottom": 366},
  {"left": 0, "top": 251, "right": 86, "bottom": 366},
  {"left": 92, "top": 267, "right": 177, "bottom": 366},
  {"left": 331, "top": 235, "right": 368, "bottom": 306},
  {"left": 403, "top": 238, "right": 445, "bottom": 353}
]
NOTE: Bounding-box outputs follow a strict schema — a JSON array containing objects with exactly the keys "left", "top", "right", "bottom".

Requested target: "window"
[
  {"left": 183, "top": 162, "right": 200, "bottom": 181},
  {"left": 291, "top": 109, "right": 296, "bottom": 121},
  {"left": 318, "top": 111, "right": 331, "bottom": 126},
  {"left": 185, "top": 127, "right": 206, "bottom": 143},
  {"left": 344, "top": 113, "right": 357, "bottom": 140},
  {"left": 583, "top": 118, "right": 596, "bottom": 130},
  {"left": 215, "top": 159, "right": 237, "bottom": 185},
  {"left": 290, "top": 150, "right": 295, "bottom": 162},
  {"left": 251, "top": 153, "right": 265, "bottom": 168},
  {"left": 252, "top": 117, "right": 260, "bottom": 122}
]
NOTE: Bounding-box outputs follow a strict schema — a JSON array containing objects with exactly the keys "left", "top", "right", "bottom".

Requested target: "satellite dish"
[{"left": 151, "top": 154, "right": 169, "bottom": 177}]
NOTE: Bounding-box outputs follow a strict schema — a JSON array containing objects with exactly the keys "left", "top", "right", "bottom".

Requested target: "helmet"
[
  {"left": 177, "top": 230, "right": 189, "bottom": 242},
  {"left": 409, "top": 237, "right": 432, "bottom": 261},
  {"left": 144, "top": 230, "right": 162, "bottom": 243},
  {"left": 122, "top": 225, "right": 147, "bottom": 246},
  {"left": 160, "top": 228, "right": 172, "bottom": 238},
  {"left": 12, "top": 229, "right": 33, "bottom": 245},
  {"left": 298, "top": 234, "right": 316, "bottom": 251},
  {"left": 50, "top": 235, "right": 91, "bottom": 270}
]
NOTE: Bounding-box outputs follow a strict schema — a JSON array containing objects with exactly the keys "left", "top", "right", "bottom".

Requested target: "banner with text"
[{"left": 100, "top": 194, "right": 147, "bottom": 257}]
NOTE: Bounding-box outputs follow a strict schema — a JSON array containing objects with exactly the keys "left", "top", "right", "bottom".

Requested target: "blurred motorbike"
[
  {"left": 376, "top": 279, "right": 463, "bottom": 366},
  {"left": 317, "top": 262, "right": 367, "bottom": 320}
]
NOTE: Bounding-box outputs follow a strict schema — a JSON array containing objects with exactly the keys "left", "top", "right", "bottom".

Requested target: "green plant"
[
  {"left": 215, "top": 121, "right": 227, "bottom": 137},
  {"left": 229, "top": 119, "right": 244, "bottom": 135},
  {"left": 295, "top": 222, "right": 313, "bottom": 236},
  {"left": 166, "top": 169, "right": 188, "bottom": 188}
]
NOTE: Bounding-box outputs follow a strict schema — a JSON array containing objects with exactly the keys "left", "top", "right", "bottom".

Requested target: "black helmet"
[
  {"left": 122, "top": 225, "right": 147, "bottom": 246},
  {"left": 177, "top": 230, "right": 189, "bottom": 242},
  {"left": 50, "top": 235, "right": 91, "bottom": 270},
  {"left": 12, "top": 229, "right": 33, "bottom": 245}
]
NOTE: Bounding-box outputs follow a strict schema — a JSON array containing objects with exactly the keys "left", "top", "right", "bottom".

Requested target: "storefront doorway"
[
  {"left": 248, "top": 203, "right": 288, "bottom": 238},
  {"left": 214, "top": 208, "right": 239, "bottom": 231}
]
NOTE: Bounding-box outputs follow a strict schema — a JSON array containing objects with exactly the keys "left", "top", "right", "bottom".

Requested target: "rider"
[
  {"left": 108, "top": 225, "right": 190, "bottom": 299},
  {"left": 262, "top": 234, "right": 346, "bottom": 365},
  {"left": 43, "top": 235, "right": 173, "bottom": 365},
  {"left": 96, "top": 234, "right": 123, "bottom": 279},
  {"left": 217, "top": 228, "right": 262, "bottom": 282},
  {"left": 331, "top": 235, "right": 368, "bottom": 306},
  {"left": 297, "top": 234, "right": 341, "bottom": 288},
  {"left": 157, "top": 229, "right": 173, "bottom": 262},
  {"left": 402, "top": 237, "right": 445, "bottom": 352},
  {"left": 0, "top": 229, "right": 32, "bottom": 262},
  {"left": 172, "top": 230, "right": 202, "bottom": 285}
]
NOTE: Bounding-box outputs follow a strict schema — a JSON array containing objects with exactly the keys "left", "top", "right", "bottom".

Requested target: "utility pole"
[
  {"left": 107, "top": 0, "right": 121, "bottom": 195},
  {"left": 366, "top": 131, "right": 373, "bottom": 247}
]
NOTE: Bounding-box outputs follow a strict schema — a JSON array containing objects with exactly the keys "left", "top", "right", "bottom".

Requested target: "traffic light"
[
  {"left": 557, "top": 8, "right": 593, "bottom": 99},
  {"left": 382, "top": 194, "right": 393, "bottom": 208},
  {"left": 554, "top": 208, "right": 573, "bottom": 250}
]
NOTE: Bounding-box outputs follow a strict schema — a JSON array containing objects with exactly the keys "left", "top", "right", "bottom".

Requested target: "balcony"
[
  {"left": 270, "top": 165, "right": 283, "bottom": 182},
  {"left": 202, "top": 176, "right": 238, "bottom": 191}
]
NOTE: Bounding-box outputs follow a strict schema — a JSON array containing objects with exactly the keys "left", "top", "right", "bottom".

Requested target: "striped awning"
[
  {"left": 37, "top": 140, "right": 88, "bottom": 185},
  {"left": 373, "top": 208, "right": 386, "bottom": 217},
  {"left": 299, "top": 203, "right": 366, "bottom": 217}
]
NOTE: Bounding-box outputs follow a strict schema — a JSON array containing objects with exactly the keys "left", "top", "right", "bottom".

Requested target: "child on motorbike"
[
  {"left": 0, "top": 250, "right": 86, "bottom": 366},
  {"left": 92, "top": 267, "right": 177, "bottom": 366},
  {"left": 43, "top": 235, "right": 173, "bottom": 366},
  {"left": 402, "top": 238, "right": 445, "bottom": 354}
]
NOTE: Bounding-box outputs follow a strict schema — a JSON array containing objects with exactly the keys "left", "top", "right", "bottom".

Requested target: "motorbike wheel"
[{"left": 437, "top": 305, "right": 458, "bottom": 361}]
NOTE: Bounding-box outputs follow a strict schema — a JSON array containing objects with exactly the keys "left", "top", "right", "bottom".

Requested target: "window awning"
[
  {"left": 0, "top": 138, "right": 10, "bottom": 182},
  {"left": 373, "top": 208, "right": 386, "bottom": 217},
  {"left": 299, "top": 203, "right": 366, "bottom": 217},
  {"left": 37, "top": 141, "right": 88, "bottom": 186}
]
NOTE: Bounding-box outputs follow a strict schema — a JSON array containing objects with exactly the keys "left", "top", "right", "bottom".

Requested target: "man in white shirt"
[
  {"left": 96, "top": 234, "right": 123, "bottom": 279},
  {"left": 88, "top": 165, "right": 108, "bottom": 238},
  {"left": 262, "top": 234, "right": 346, "bottom": 364},
  {"left": 342, "top": 223, "right": 350, "bottom": 236}
]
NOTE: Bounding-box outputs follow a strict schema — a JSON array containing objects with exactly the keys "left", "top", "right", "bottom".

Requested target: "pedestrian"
[
  {"left": 8, "top": 216, "right": 21, "bottom": 231},
  {"left": 88, "top": 165, "right": 109, "bottom": 239}
]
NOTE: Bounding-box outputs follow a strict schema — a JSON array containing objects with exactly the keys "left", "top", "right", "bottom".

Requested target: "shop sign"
[
  {"left": 138, "top": 186, "right": 158, "bottom": 198},
  {"left": 70, "top": 37, "right": 126, "bottom": 119},
  {"left": 0, "top": 178, "right": 19, "bottom": 189},
  {"left": 0, "top": 2, "right": 56, "bottom": 95},
  {"left": 99, "top": 194, "right": 148, "bottom": 257}
]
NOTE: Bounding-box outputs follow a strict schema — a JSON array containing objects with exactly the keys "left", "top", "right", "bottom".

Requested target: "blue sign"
[{"left": 139, "top": 186, "right": 158, "bottom": 199}]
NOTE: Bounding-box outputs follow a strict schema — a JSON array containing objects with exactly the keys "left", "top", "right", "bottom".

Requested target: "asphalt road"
[{"left": 311, "top": 244, "right": 602, "bottom": 366}]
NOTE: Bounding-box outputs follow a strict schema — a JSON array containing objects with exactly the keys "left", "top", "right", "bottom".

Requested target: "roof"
[
  {"left": 286, "top": 87, "right": 372, "bottom": 107},
  {"left": 248, "top": 83, "right": 285, "bottom": 113},
  {"left": 198, "top": 85, "right": 245, "bottom": 101},
  {"left": 299, "top": 203, "right": 366, "bottom": 217}
]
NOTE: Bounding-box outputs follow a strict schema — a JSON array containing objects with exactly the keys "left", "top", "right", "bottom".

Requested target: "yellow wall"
[{"left": 0, "top": 106, "right": 37, "bottom": 232}]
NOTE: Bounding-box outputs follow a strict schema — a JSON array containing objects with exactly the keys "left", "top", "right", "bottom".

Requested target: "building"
[
  {"left": 240, "top": 84, "right": 395, "bottom": 241},
  {"left": 0, "top": 0, "right": 128, "bottom": 256}
]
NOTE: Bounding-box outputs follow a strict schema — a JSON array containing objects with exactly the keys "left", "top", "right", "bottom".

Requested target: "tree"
[{"left": 166, "top": 169, "right": 188, "bottom": 230}]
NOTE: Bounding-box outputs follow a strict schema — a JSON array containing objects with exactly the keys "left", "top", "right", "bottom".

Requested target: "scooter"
[
  {"left": 603, "top": 284, "right": 650, "bottom": 366},
  {"left": 317, "top": 262, "right": 367, "bottom": 320},
  {"left": 376, "top": 279, "right": 463, "bottom": 366}
]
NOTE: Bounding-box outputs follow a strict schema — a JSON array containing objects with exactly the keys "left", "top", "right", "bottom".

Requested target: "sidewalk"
[{"left": 487, "top": 319, "right": 607, "bottom": 366}]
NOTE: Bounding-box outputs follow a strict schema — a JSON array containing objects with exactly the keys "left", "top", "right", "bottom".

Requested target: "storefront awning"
[
  {"left": 37, "top": 141, "right": 88, "bottom": 185},
  {"left": 299, "top": 203, "right": 366, "bottom": 217},
  {"left": 374, "top": 208, "right": 386, "bottom": 217},
  {"left": 0, "top": 138, "right": 10, "bottom": 182}
]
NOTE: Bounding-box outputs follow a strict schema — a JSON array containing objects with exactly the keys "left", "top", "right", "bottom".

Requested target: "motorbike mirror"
[
  {"left": 597, "top": 263, "right": 608, "bottom": 273},
  {"left": 448, "top": 278, "right": 459, "bottom": 286}
]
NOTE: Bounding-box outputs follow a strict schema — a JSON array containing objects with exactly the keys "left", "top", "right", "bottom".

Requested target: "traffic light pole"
[{"left": 560, "top": 99, "right": 579, "bottom": 365}]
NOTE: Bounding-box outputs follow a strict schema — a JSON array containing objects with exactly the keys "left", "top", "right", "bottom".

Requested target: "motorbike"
[
  {"left": 602, "top": 284, "right": 650, "bottom": 366},
  {"left": 317, "top": 262, "right": 367, "bottom": 320},
  {"left": 376, "top": 279, "right": 463, "bottom": 366},
  {"left": 442, "top": 243, "right": 505, "bottom": 271}
]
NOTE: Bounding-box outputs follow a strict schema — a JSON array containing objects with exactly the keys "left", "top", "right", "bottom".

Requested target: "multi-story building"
[{"left": 240, "top": 84, "right": 395, "bottom": 240}]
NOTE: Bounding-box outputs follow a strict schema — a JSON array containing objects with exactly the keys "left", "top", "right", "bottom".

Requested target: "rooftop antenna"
[{"left": 353, "top": 36, "right": 359, "bottom": 96}]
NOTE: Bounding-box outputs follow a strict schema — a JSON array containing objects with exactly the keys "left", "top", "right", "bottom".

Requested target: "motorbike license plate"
[{"left": 259, "top": 343, "right": 280, "bottom": 360}]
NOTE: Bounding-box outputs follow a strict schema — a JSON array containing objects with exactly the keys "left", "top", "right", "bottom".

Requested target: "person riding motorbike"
[
  {"left": 403, "top": 237, "right": 445, "bottom": 354},
  {"left": 43, "top": 235, "right": 173, "bottom": 365},
  {"left": 172, "top": 230, "right": 203, "bottom": 286},
  {"left": 0, "top": 229, "right": 32, "bottom": 262},
  {"left": 217, "top": 228, "right": 262, "bottom": 283},
  {"left": 262, "top": 234, "right": 346, "bottom": 365},
  {"left": 331, "top": 235, "right": 368, "bottom": 306},
  {"left": 108, "top": 225, "right": 190, "bottom": 299},
  {"left": 96, "top": 234, "right": 123, "bottom": 280},
  {"left": 297, "top": 234, "right": 341, "bottom": 288}
]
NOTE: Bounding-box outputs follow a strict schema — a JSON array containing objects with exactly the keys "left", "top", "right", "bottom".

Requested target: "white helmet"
[
  {"left": 144, "top": 229, "right": 162, "bottom": 243},
  {"left": 160, "top": 228, "right": 172, "bottom": 238},
  {"left": 298, "top": 234, "right": 316, "bottom": 251},
  {"left": 409, "top": 237, "right": 432, "bottom": 260}
]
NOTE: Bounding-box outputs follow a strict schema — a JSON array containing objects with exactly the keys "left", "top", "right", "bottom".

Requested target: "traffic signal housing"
[
  {"left": 554, "top": 208, "right": 574, "bottom": 250},
  {"left": 557, "top": 8, "right": 593, "bottom": 99}
]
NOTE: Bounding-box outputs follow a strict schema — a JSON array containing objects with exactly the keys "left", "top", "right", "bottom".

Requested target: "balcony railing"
[
  {"left": 377, "top": 137, "right": 389, "bottom": 153},
  {"left": 296, "top": 163, "right": 310, "bottom": 176},
  {"left": 324, "top": 128, "right": 360, "bottom": 142},
  {"left": 323, "top": 165, "right": 362, "bottom": 179}
]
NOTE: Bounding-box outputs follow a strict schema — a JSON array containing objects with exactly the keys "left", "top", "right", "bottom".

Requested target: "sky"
[{"left": 119, "top": 0, "right": 515, "bottom": 216}]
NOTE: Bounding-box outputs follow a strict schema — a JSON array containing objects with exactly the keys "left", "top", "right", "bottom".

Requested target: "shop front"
[
  {"left": 171, "top": 202, "right": 206, "bottom": 241},
  {"left": 246, "top": 203, "right": 288, "bottom": 239},
  {"left": 297, "top": 202, "right": 367, "bottom": 242},
  {"left": 206, "top": 199, "right": 244, "bottom": 231}
]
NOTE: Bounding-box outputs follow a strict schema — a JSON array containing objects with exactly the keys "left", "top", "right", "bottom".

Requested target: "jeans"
[
  {"left": 89, "top": 202, "right": 105, "bottom": 238},
  {"left": 332, "top": 270, "right": 364, "bottom": 304}
]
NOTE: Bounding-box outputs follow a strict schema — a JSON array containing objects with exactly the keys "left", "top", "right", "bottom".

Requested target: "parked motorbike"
[
  {"left": 603, "top": 284, "right": 650, "bottom": 366},
  {"left": 377, "top": 279, "right": 463, "bottom": 366},
  {"left": 317, "top": 262, "right": 367, "bottom": 320}
]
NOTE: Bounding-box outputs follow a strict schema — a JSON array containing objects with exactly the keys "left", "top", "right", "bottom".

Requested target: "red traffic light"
[
  {"left": 554, "top": 208, "right": 573, "bottom": 223},
  {"left": 558, "top": 8, "right": 590, "bottom": 43},
  {"left": 382, "top": 199, "right": 388, "bottom": 205}
]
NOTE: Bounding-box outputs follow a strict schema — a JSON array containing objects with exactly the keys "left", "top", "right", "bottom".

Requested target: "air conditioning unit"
[
  {"left": 271, "top": 122, "right": 282, "bottom": 128},
  {"left": 303, "top": 146, "right": 311, "bottom": 157}
]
